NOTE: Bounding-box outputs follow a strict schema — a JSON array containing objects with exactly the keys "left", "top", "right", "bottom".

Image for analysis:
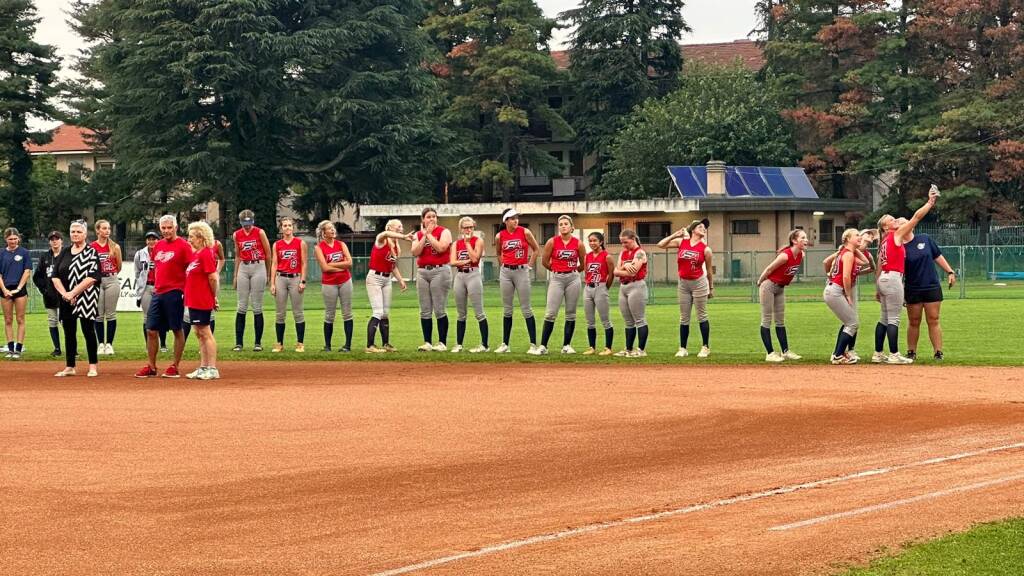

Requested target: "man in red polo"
[{"left": 136, "top": 215, "right": 192, "bottom": 378}]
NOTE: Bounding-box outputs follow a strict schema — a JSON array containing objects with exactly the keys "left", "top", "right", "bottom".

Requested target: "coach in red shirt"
[{"left": 136, "top": 215, "right": 192, "bottom": 378}]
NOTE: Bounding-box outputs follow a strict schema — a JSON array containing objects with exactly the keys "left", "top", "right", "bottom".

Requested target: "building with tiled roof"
[{"left": 26, "top": 124, "right": 115, "bottom": 174}]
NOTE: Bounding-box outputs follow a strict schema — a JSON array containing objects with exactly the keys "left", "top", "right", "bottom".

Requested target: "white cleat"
[
  {"left": 417, "top": 342, "right": 433, "bottom": 352},
  {"left": 871, "top": 351, "right": 888, "bottom": 363},
  {"left": 630, "top": 349, "right": 647, "bottom": 358},
  {"left": 185, "top": 367, "right": 204, "bottom": 379},
  {"left": 675, "top": 347, "right": 689, "bottom": 358},
  {"left": 432, "top": 342, "right": 448, "bottom": 352},
  {"left": 527, "top": 345, "right": 547, "bottom": 356},
  {"left": 494, "top": 343, "right": 511, "bottom": 354},
  {"left": 449, "top": 344, "right": 464, "bottom": 353},
  {"left": 765, "top": 352, "right": 785, "bottom": 363},
  {"left": 198, "top": 367, "right": 220, "bottom": 380},
  {"left": 831, "top": 353, "right": 858, "bottom": 365},
  {"left": 469, "top": 345, "right": 489, "bottom": 353},
  {"left": 561, "top": 345, "right": 576, "bottom": 354},
  {"left": 613, "top": 349, "right": 631, "bottom": 357},
  {"left": 886, "top": 353, "right": 914, "bottom": 365},
  {"left": 697, "top": 346, "right": 711, "bottom": 358},
  {"left": 781, "top": 350, "right": 801, "bottom": 360},
  {"left": 848, "top": 351, "right": 861, "bottom": 362}
]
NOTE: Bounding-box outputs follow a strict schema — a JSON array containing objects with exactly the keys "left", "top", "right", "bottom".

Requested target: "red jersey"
[
  {"left": 619, "top": 245, "right": 647, "bottom": 283},
  {"left": 274, "top": 237, "right": 302, "bottom": 273},
  {"left": 454, "top": 237, "right": 479, "bottom": 271},
  {"left": 234, "top": 226, "right": 265, "bottom": 262},
  {"left": 585, "top": 250, "right": 609, "bottom": 284},
  {"left": 184, "top": 247, "right": 218, "bottom": 309},
  {"left": 766, "top": 247, "right": 804, "bottom": 287},
  {"left": 91, "top": 241, "right": 117, "bottom": 276},
  {"left": 146, "top": 247, "right": 156, "bottom": 284},
  {"left": 677, "top": 240, "right": 707, "bottom": 280},
  {"left": 152, "top": 236, "right": 192, "bottom": 294},
  {"left": 416, "top": 226, "right": 450, "bottom": 267},
  {"left": 550, "top": 236, "right": 581, "bottom": 273},
  {"left": 879, "top": 232, "right": 906, "bottom": 273},
  {"left": 828, "top": 248, "right": 859, "bottom": 286},
  {"left": 369, "top": 241, "right": 398, "bottom": 273},
  {"left": 499, "top": 227, "right": 529, "bottom": 266},
  {"left": 319, "top": 240, "right": 351, "bottom": 285}
]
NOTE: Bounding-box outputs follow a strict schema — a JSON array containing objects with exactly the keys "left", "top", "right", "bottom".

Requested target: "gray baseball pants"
[
  {"left": 618, "top": 280, "right": 648, "bottom": 328},
  {"left": 877, "top": 271, "right": 904, "bottom": 326},
  {"left": 97, "top": 275, "right": 119, "bottom": 321},
  {"left": 366, "top": 272, "right": 392, "bottom": 320},
  {"left": 236, "top": 261, "right": 266, "bottom": 314},
  {"left": 322, "top": 281, "right": 354, "bottom": 324},
  {"left": 416, "top": 266, "right": 451, "bottom": 319},
  {"left": 678, "top": 276, "right": 709, "bottom": 325},
  {"left": 584, "top": 284, "right": 612, "bottom": 330},
  {"left": 47, "top": 307, "right": 59, "bottom": 328},
  {"left": 274, "top": 275, "right": 304, "bottom": 323},
  {"left": 499, "top": 266, "right": 534, "bottom": 319},
  {"left": 824, "top": 282, "right": 859, "bottom": 336},
  {"left": 544, "top": 272, "right": 581, "bottom": 322},
  {"left": 759, "top": 280, "right": 786, "bottom": 328},
  {"left": 454, "top": 269, "right": 486, "bottom": 322}
]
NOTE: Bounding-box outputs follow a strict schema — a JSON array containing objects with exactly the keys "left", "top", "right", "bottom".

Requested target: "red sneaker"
[
  {"left": 161, "top": 365, "right": 181, "bottom": 378},
  {"left": 135, "top": 365, "right": 158, "bottom": 378}
]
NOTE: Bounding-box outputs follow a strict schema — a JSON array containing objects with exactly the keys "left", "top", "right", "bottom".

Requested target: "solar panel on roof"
[
  {"left": 667, "top": 166, "right": 705, "bottom": 197},
  {"left": 760, "top": 167, "right": 794, "bottom": 197},
  {"left": 724, "top": 167, "right": 750, "bottom": 196},
  {"left": 736, "top": 167, "right": 773, "bottom": 197},
  {"left": 666, "top": 165, "right": 819, "bottom": 199},
  {"left": 781, "top": 167, "right": 819, "bottom": 198}
]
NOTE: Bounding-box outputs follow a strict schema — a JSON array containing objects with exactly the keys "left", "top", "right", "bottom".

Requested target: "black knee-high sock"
[
  {"left": 679, "top": 324, "right": 690, "bottom": 348},
  {"left": 605, "top": 327, "right": 614, "bottom": 349},
  {"left": 699, "top": 320, "right": 710, "bottom": 347},
  {"left": 886, "top": 324, "right": 899, "bottom": 354},
  {"left": 343, "top": 319, "right": 353, "bottom": 349},
  {"left": 437, "top": 316, "right": 448, "bottom": 344},
  {"left": 182, "top": 323, "right": 191, "bottom": 342},
  {"left": 775, "top": 326, "right": 789, "bottom": 352},
  {"left": 380, "top": 318, "right": 390, "bottom": 344},
  {"left": 834, "top": 327, "right": 845, "bottom": 355},
  {"left": 587, "top": 327, "right": 597, "bottom": 348},
  {"left": 107, "top": 320, "right": 117, "bottom": 344},
  {"left": 503, "top": 316, "right": 513, "bottom": 345},
  {"left": 254, "top": 313, "right": 265, "bottom": 345},
  {"left": 295, "top": 321, "right": 305, "bottom": 344},
  {"left": 525, "top": 316, "right": 537, "bottom": 344},
  {"left": 367, "top": 317, "right": 380, "bottom": 347},
  {"left": 49, "top": 326, "right": 61, "bottom": 351},
  {"left": 275, "top": 322, "right": 285, "bottom": 344},
  {"left": 456, "top": 320, "right": 467, "bottom": 346},
  {"left": 235, "top": 313, "right": 246, "bottom": 346},
  {"left": 760, "top": 326, "right": 773, "bottom": 353},
  {"left": 563, "top": 320, "right": 575, "bottom": 347},
  {"left": 323, "top": 322, "right": 334, "bottom": 348},
  {"left": 420, "top": 318, "right": 432, "bottom": 343},
  {"left": 94, "top": 321, "right": 105, "bottom": 346},
  {"left": 637, "top": 325, "right": 648, "bottom": 350},
  {"left": 874, "top": 322, "right": 886, "bottom": 353},
  {"left": 849, "top": 328, "right": 858, "bottom": 349},
  {"left": 625, "top": 327, "right": 637, "bottom": 350},
  {"left": 479, "top": 319, "right": 489, "bottom": 348},
  {"left": 834, "top": 331, "right": 852, "bottom": 357},
  {"left": 541, "top": 320, "right": 555, "bottom": 347}
]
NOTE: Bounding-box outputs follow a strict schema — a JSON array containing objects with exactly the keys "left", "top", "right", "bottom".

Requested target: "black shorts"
[
  {"left": 3, "top": 286, "right": 27, "bottom": 299},
  {"left": 905, "top": 286, "right": 943, "bottom": 305},
  {"left": 147, "top": 290, "right": 185, "bottom": 332},
  {"left": 188, "top": 308, "right": 213, "bottom": 326}
]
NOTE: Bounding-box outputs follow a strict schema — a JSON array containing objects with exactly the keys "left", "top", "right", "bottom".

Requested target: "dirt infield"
[{"left": 2, "top": 362, "right": 1023, "bottom": 575}]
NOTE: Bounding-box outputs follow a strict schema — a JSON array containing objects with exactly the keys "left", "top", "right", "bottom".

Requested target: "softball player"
[
  {"left": 90, "top": 220, "right": 122, "bottom": 355},
  {"left": 613, "top": 229, "right": 649, "bottom": 357},
  {"left": 658, "top": 219, "right": 714, "bottom": 358},
  {"left": 538, "top": 215, "right": 586, "bottom": 354},
  {"left": 872, "top": 187, "right": 939, "bottom": 364},
  {"left": 1, "top": 227, "right": 32, "bottom": 359},
  {"left": 755, "top": 229, "right": 808, "bottom": 362},
  {"left": 184, "top": 221, "right": 220, "bottom": 380},
  {"left": 270, "top": 217, "right": 307, "bottom": 353},
  {"left": 823, "top": 229, "right": 871, "bottom": 364},
  {"left": 411, "top": 207, "right": 453, "bottom": 352},
  {"left": 315, "top": 220, "right": 354, "bottom": 352},
  {"left": 582, "top": 232, "right": 615, "bottom": 356},
  {"left": 365, "top": 220, "right": 412, "bottom": 353},
  {"left": 823, "top": 230, "right": 876, "bottom": 362},
  {"left": 495, "top": 208, "right": 541, "bottom": 354},
  {"left": 33, "top": 231, "right": 64, "bottom": 357},
  {"left": 449, "top": 216, "right": 488, "bottom": 353},
  {"left": 232, "top": 209, "right": 272, "bottom": 352}
]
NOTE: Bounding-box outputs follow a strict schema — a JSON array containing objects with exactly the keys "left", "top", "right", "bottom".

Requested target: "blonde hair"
[
  {"left": 187, "top": 221, "right": 215, "bottom": 249},
  {"left": 458, "top": 216, "right": 476, "bottom": 229},
  {"left": 841, "top": 228, "right": 860, "bottom": 246},
  {"left": 316, "top": 220, "right": 336, "bottom": 242},
  {"left": 557, "top": 214, "right": 573, "bottom": 227},
  {"left": 385, "top": 219, "right": 402, "bottom": 232},
  {"left": 93, "top": 219, "right": 120, "bottom": 251},
  {"left": 278, "top": 217, "right": 295, "bottom": 231}
]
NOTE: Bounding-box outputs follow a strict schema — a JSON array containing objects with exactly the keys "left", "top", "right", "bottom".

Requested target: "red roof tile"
[
  {"left": 550, "top": 40, "right": 764, "bottom": 72},
  {"left": 25, "top": 124, "right": 100, "bottom": 153}
]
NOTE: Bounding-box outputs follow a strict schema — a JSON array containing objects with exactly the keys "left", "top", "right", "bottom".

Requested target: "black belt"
[
  {"left": 458, "top": 268, "right": 477, "bottom": 273},
  {"left": 370, "top": 270, "right": 391, "bottom": 277},
  {"left": 420, "top": 265, "right": 443, "bottom": 270},
  {"left": 102, "top": 272, "right": 118, "bottom": 277},
  {"left": 279, "top": 272, "right": 299, "bottom": 278},
  {"left": 503, "top": 264, "right": 525, "bottom": 270},
  {"left": 242, "top": 260, "right": 264, "bottom": 265},
  {"left": 553, "top": 271, "right": 576, "bottom": 275},
  {"left": 586, "top": 282, "right": 599, "bottom": 288},
  {"left": 621, "top": 279, "right": 639, "bottom": 285},
  {"left": 146, "top": 281, "right": 155, "bottom": 286}
]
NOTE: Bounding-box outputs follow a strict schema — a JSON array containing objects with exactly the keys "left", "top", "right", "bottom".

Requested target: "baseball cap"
[
  {"left": 144, "top": 231, "right": 159, "bottom": 239},
  {"left": 701, "top": 218, "right": 711, "bottom": 229},
  {"left": 502, "top": 208, "right": 519, "bottom": 222},
  {"left": 47, "top": 230, "right": 62, "bottom": 240},
  {"left": 240, "top": 217, "right": 255, "bottom": 226}
]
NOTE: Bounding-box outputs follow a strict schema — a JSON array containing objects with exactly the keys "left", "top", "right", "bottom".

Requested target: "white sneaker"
[
  {"left": 54, "top": 367, "right": 76, "bottom": 377},
  {"left": 848, "top": 351, "right": 861, "bottom": 362},
  {"left": 199, "top": 367, "right": 220, "bottom": 380},
  {"left": 831, "top": 354, "right": 856, "bottom": 365},
  {"left": 469, "top": 345, "right": 489, "bottom": 353},
  {"left": 417, "top": 342, "right": 433, "bottom": 352},
  {"left": 886, "top": 353, "right": 914, "bottom": 365},
  {"left": 432, "top": 342, "right": 448, "bottom": 352},
  {"left": 528, "top": 345, "right": 546, "bottom": 356},
  {"left": 561, "top": 345, "right": 576, "bottom": 354},
  {"left": 675, "top": 347, "right": 689, "bottom": 358},
  {"left": 450, "top": 344, "right": 464, "bottom": 353},
  {"left": 613, "top": 349, "right": 631, "bottom": 357},
  {"left": 494, "top": 343, "right": 511, "bottom": 354},
  {"left": 765, "top": 352, "right": 785, "bottom": 363},
  {"left": 630, "top": 349, "right": 647, "bottom": 358},
  {"left": 781, "top": 350, "right": 800, "bottom": 360},
  {"left": 186, "top": 367, "right": 204, "bottom": 379},
  {"left": 871, "top": 351, "right": 888, "bottom": 363},
  {"left": 697, "top": 346, "right": 711, "bottom": 358}
]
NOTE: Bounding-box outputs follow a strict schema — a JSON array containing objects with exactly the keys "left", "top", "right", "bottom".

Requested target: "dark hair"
[
  {"left": 421, "top": 207, "right": 437, "bottom": 218},
  {"left": 3, "top": 227, "right": 20, "bottom": 240},
  {"left": 619, "top": 228, "right": 638, "bottom": 242},
  {"left": 588, "top": 231, "right": 605, "bottom": 251}
]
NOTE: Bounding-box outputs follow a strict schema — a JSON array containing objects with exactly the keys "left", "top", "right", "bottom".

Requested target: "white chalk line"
[
  {"left": 369, "top": 442, "right": 1024, "bottom": 576},
  {"left": 769, "top": 472, "right": 1024, "bottom": 531}
]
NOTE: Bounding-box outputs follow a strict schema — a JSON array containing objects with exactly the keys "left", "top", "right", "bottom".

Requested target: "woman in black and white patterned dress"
[{"left": 51, "top": 220, "right": 101, "bottom": 377}]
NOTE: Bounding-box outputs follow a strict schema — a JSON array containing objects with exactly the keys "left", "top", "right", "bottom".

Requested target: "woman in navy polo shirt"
[
  {"left": 900, "top": 220, "right": 957, "bottom": 361},
  {"left": 1, "top": 227, "right": 32, "bottom": 358}
]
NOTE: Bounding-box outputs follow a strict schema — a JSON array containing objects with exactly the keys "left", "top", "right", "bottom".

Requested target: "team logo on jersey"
[
  {"left": 281, "top": 249, "right": 298, "bottom": 268},
  {"left": 679, "top": 249, "right": 699, "bottom": 260},
  {"left": 386, "top": 252, "right": 397, "bottom": 263},
  {"left": 504, "top": 239, "right": 523, "bottom": 250},
  {"left": 98, "top": 252, "right": 109, "bottom": 261},
  {"left": 241, "top": 240, "right": 258, "bottom": 252},
  {"left": 457, "top": 249, "right": 469, "bottom": 261},
  {"left": 917, "top": 242, "right": 925, "bottom": 250},
  {"left": 557, "top": 249, "right": 576, "bottom": 261},
  {"left": 154, "top": 250, "right": 176, "bottom": 263},
  {"left": 784, "top": 265, "right": 801, "bottom": 277},
  {"left": 186, "top": 261, "right": 199, "bottom": 274}
]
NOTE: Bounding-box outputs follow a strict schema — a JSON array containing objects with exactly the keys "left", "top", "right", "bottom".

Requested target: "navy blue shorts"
[
  {"left": 905, "top": 286, "right": 943, "bottom": 305},
  {"left": 147, "top": 290, "right": 185, "bottom": 332},
  {"left": 188, "top": 308, "right": 213, "bottom": 326}
]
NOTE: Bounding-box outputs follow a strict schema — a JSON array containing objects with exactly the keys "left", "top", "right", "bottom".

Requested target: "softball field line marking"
[
  {"left": 769, "top": 472, "right": 1024, "bottom": 531},
  {"left": 369, "top": 442, "right": 1024, "bottom": 576}
]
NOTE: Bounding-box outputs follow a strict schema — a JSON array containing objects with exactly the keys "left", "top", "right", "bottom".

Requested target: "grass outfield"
[
  {"left": 839, "top": 518, "right": 1024, "bottom": 575},
  {"left": 6, "top": 282, "right": 1021, "bottom": 365}
]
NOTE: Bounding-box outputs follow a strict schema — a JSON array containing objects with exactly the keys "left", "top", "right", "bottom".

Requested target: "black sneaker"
[
  {"left": 51, "top": 349, "right": 62, "bottom": 357},
  {"left": 253, "top": 344, "right": 263, "bottom": 352},
  {"left": 322, "top": 346, "right": 332, "bottom": 352},
  {"left": 934, "top": 351, "right": 944, "bottom": 361},
  {"left": 906, "top": 350, "right": 917, "bottom": 360},
  {"left": 338, "top": 346, "right": 351, "bottom": 353},
  {"left": 231, "top": 345, "right": 243, "bottom": 352}
]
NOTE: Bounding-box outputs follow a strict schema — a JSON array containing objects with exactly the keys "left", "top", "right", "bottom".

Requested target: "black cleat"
[{"left": 934, "top": 350, "right": 944, "bottom": 361}]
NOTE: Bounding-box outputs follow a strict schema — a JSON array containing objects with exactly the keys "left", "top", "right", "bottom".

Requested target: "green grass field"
[
  {"left": 5, "top": 281, "right": 1021, "bottom": 365},
  {"left": 839, "top": 518, "right": 1024, "bottom": 575}
]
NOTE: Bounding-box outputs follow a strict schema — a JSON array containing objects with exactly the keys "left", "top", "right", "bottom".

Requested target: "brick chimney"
[{"left": 706, "top": 160, "right": 726, "bottom": 195}]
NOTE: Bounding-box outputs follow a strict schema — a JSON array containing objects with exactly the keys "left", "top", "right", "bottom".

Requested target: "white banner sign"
[{"left": 117, "top": 262, "right": 140, "bottom": 312}]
